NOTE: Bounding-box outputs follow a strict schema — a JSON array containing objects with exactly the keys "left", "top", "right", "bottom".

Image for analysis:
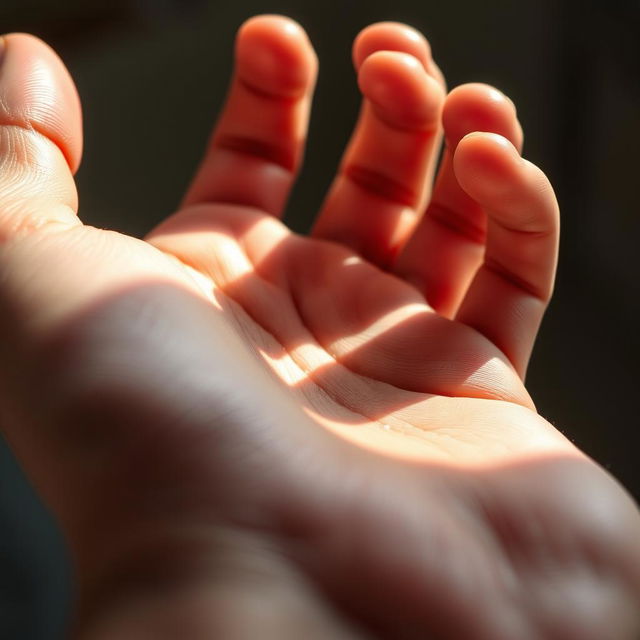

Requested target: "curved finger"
[
  {"left": 0, "top": 33, "right": 82, "bottom": 243},
  {"left": 453, "top": 132, "right": 559, "bottom": 378},
  {"left": 180, "top": 15, "right": 317, "bottom": 217},
  {"left": 395, "top": 83, "right": 522, "bottom": 316},
  {"left": 312, "top": 23, "right": 445, "bottom": 268}
]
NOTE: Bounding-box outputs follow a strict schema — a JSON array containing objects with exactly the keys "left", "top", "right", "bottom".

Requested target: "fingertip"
[
  {"left": 455, "top": 132, "right": 558, "bottom": 234},
  {"left": 352, "top": 21, "right": 432, "bottom": 71},
  {"left": 358, "top": 49, "right": 422, "bottom": 91},
  {"left": 235, "top": 14, "right": 317, "bottom": 98},
  {"left": 357, "top": 50, "right": 444, "bottom": 130},
  {"left": 0, "top": 32, "right": 83, "bottom": 173},
  {"left": 460, "top": 130, "right": 520, "bottom": 155},
  {"left": 443, "top": 83, "right": 522, "bottom": 151},
  {"left": 454, "top": 132, "right": 523, "bottom": 197}
]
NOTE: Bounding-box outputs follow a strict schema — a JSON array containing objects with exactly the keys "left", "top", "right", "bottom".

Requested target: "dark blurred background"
[{"left": 0, "top": 0, "right": 638, "bottom": 637}]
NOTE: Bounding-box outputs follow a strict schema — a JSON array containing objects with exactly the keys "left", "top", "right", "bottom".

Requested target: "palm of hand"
[
  {"left": 1, "top": 16, "right": 639, "bottom": 640},
  {"left": 147, "top": 199, "right": 557, "bottom": 463}
]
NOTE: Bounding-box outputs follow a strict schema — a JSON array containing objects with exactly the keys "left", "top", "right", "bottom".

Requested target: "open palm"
[{"left": 1, "top": 16, "right": 639, "bottom": 639}]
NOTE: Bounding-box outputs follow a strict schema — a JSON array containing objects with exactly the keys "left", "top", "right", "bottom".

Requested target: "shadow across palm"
[{"left": 145, "top": 200, "right": 567, "bottom": 464}]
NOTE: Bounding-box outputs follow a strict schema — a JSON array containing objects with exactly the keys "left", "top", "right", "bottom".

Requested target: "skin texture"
[{"left": 0, "top": 15, "right": 639, "bottom": 639}]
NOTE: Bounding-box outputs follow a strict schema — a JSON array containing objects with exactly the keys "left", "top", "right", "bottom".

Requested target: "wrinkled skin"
[{"left": 0, "top": 15, "right": 638, "bottom": 640}]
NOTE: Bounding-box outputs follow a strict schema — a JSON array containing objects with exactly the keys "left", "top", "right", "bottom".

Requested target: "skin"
[{"left": 0, "top": 14, "right": 638, "bottom": 639}]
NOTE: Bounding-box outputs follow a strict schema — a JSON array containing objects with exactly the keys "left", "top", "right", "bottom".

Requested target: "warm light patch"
[
  {"left": 257, "top": 339, "right": 336, "bottom": 387},
  {"left": 328, "top": 302, "right": 427, "bottom": 355}
]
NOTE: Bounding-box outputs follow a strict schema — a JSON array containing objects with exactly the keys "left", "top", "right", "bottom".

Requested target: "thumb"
[{"left": 0, "top": 33, "right": 83, "bottom": 242}]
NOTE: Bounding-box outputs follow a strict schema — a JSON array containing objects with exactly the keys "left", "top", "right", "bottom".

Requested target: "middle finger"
[{"left": 311, "top": 22, "right": 445, "bottom": 268}]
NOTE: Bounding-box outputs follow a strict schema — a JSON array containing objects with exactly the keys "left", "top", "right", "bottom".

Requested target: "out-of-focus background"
[{"left": 0, "top": 0, "right": 638, "bottom": 637}]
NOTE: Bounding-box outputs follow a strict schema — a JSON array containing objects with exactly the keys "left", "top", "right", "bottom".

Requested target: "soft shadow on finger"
[{"left": 395, "top": 83, "right": 523, "bottom": 318}]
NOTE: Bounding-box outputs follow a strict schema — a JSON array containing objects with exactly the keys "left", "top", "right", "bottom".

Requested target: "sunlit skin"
[{"left": 0, "top": 15, "right": 639, "bottom": 639}]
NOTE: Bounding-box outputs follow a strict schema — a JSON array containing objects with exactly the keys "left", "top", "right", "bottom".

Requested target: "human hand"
[{"left": 0, "top": 16, "right": 638, "bottom": 639}]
